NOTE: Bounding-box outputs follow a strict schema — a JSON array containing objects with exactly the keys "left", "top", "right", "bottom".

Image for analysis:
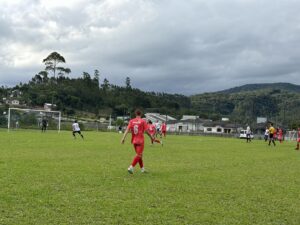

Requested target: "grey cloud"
[{"left": 1, "top": 0, "right": 300, "bottom": 94}]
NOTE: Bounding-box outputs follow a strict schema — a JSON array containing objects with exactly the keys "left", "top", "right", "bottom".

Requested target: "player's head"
[
  {"left": 74, "top": 120, "right": 77, "bottom": 123},
  {"left": 135, "top": 109, "right": 142, "bottom": 117},
  {"left": 148, "top": 120, "right": 152, "bottom": 124}
]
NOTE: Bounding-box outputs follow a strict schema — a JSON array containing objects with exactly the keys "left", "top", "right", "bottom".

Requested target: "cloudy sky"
[{"left": 0, "top": 0, "right": 300, "bottom": 95}]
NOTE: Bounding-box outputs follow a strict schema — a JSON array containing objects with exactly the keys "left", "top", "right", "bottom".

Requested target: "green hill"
[
  {"left": 191, "top": 83, "right": 300, "bottom": 128},
  {"left": 218, "top": 83, "right": 300, "bottom": 94}
]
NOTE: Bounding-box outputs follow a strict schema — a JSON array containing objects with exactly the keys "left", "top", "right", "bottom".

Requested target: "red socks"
[
  {"left": 131, "top": 155, "right": 140, "bottom": 167},
  {"left": 131, "top": 156, "right": 144, "bottom": 168},
  {"left": 139, "top": 158, "right": 143, "bottom": 168}
]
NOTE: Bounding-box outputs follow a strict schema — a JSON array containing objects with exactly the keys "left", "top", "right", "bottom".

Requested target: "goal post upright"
[
  {"left": 8, "top": 107, "right": 62, "bottom": 132},
  {"left": 58, "top": 111, "right": 61, "bottom": 133},
  {"left": 7, "top": 108, "right": 11, "bottom": 131}
]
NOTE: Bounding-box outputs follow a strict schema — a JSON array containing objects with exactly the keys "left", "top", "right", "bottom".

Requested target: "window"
[
  {"left": 207, "top": 128, "right": 212, "bottom": 132},
  {"left": 217, "top": 128, "right": 222, "bottom": 132}
]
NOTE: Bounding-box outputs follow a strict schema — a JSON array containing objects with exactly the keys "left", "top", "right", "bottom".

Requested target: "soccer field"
[{"left": 1, "top": 130, "right": 300, "bottom": 225}]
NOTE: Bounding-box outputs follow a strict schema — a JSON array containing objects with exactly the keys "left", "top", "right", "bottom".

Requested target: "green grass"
[{"left": 1, "top": 130, "right": 300, "bottom": 225}]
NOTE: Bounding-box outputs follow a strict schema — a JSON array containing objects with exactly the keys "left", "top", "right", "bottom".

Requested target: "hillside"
[
  {"left": 191, "top": 82, "right": 300, "bottom": 128},
  {"left": 217, "top": 83, "right": 300, "bottom": 94},
  {"left": 1, "top": 70, "right": 300, "bottom": 129},
  {"left": 1, "top": 52, "right": 299, "bottom": 128}
]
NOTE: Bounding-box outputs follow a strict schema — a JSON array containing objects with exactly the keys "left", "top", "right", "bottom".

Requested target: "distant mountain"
[
  {"left": 218, "top": 83, "right": 300, "bottom": 94},
  {"left": 190, "top": 82, "right": 300, "bottom": 128}
]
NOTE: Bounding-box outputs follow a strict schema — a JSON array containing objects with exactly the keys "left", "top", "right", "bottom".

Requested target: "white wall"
[{"left": 204, "top": 126, "right": 224, "bottom": 133}]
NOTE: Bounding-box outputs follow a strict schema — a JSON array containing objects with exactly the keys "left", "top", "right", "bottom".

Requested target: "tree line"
[
  {"left": 1, "top": 52, "right": 300, "bottom": 128},
  {"left": 2, "top": 52, "right": 191, "bottom": 119}
]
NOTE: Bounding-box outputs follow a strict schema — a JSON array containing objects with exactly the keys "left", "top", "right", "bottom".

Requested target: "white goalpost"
[{"left": 8, "top": 108, "right": 61, "bottom": 132}]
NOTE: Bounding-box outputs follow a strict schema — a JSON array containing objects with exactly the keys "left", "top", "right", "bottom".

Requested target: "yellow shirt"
[{"left": 269, "top": 126, "right": 275, "bottom": 134}]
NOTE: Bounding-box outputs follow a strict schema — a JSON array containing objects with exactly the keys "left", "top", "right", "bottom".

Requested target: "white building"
[
  {"left": 44, "top": 103, "right": 56, "bottom": 111},
  {"left": 5, "top": 99, "right": 20, "bottom": 105},
  {"left": 145, "top": 113, "right": 177, "bottom": 123},
  {"left": 203, "top": 121, "right": 242, "bottom": 134},
  {"left": 174, "top": 117, "right": 211, "bottom": 132},
  {"left": 145, "top": 113, "right": 177, "bottom": 132},
  {"left": 11, "top": 100, "right": 20, "bottom": 105}
]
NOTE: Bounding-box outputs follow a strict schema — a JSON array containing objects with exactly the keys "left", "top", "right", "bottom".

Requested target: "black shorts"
[
  {"left": 269, "top": 133, "right": 274, "bottom": 139},
  {"left": 73, "top": 131, "right": 82, "bottom": 135}
]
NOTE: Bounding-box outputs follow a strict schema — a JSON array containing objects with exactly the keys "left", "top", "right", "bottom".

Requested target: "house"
[
  {"left": 5, "top": 99, "right": 20, "bottom": 105},
  {"left": 10, "top": 90, "right": 22, "bottom": 98},
  {"left": 11, "top": 99, "right": 20, "bottom": 105},
  {"left": 44, "top": 103, "right": 57, "bottom": 111},
  {"left": 145, "top": 113, "right": 177, "bottom": 123},
  {"left": 145, "top": 113, "right": 177, "bottom": 132},
  {"left": 175, "top": 116, "right": 211, "bottom": 132},
  {"left": 203, "top": 121, "right": 242, "bottom": 134}
]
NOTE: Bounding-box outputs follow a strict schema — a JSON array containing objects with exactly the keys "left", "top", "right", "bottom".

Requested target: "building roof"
[
  {"left": 203, "top": 121, "right": 242, "bottom": 128},
  {"left": 145, "top": 113, "right": 177, "bottom": 122}
]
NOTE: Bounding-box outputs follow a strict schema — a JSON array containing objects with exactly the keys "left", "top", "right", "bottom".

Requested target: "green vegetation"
[
  {"left": 191, "top": 85, "right": 300, "bottom": 128},
  {"left": 5, "top": 53, "right": 190, "bottom": 119},
  {"left": 1, "top": 130, "right": 300, "bottom": 224},
  {"left": 0, "top": 52, "right": 300, "bottom": 127}
]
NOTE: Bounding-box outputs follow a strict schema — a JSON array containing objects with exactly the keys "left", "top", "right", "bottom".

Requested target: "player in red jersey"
[
  {"left": 273, "top": 129, "right": 277, "bottom": 141},
  {"left": 121, "top": 109, "right": 149, "bottom": 174},
  {"left": 147, "top": 120, "right": 162, "bottom": 145},
  {"left": 295, "top": 128, "right": 300, "bottom": 150},
  {"left": 161, "top": 122, "right": 167, "bottom": 138},
  {"left": 277, "top": 127, "right": 283, "bottom": 143}
]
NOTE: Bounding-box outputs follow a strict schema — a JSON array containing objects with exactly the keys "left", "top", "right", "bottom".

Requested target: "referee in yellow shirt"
[{"left": 268, "top": 123, "right": 276, "bottom": 146}]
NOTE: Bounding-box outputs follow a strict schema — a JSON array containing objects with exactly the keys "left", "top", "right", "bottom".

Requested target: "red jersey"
[
  {"left": 127, "top": 117, "right": 148, "bottom": 145},
  {"left": 278, "top": 129, "right": 283, "bottom": 139},
  {"left": 298, "top": 130, "right": 300, "bottom": 142},
  {"left": 147, "top": 124, "right": 156, "bottom": 136},
  {"left": 161, "top": 123, "right": 166, "bottom": 132}
]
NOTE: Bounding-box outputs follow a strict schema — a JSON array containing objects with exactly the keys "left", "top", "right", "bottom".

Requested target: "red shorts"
[
  {"left": 134, "top": 144, "right": 144, "bottom": 155},
  {"left": 297, "top": 138, "right": 300, "bottom": 143},
  {"left": 148, "top": 131, "right": 155, "bottom": 136}
]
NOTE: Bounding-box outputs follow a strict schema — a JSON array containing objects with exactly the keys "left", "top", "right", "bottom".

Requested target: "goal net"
[
  {"left": 8, "top": 108, "right": 61, "bottom": 132},
  {"left": 286, "top": 130, "right": 297, "bottom": 141}
]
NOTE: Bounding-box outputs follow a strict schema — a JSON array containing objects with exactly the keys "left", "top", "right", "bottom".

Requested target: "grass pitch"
[{"left": 1, "top": 130, "right": 300, "bottom": 225}]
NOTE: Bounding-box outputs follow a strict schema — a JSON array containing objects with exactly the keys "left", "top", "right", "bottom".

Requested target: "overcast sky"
[{"left": 0, "top": 0, "right": 300, "bottom": 95}]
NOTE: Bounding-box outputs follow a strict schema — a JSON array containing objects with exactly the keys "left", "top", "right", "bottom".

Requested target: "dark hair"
[
  {"left": 135, "top": 109, "right": 142, "bottom": 116},
  {"left": 75, "top": 120, "right": 77, "bottom": 123},
  {"left": 148, "top": 120, "right": 152, "bottom": 124}
]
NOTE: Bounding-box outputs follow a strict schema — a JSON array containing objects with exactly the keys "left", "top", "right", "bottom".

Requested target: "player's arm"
[
  {"left": 144, "top": 122, "right": 153, "bottom": 140},
  {"left": 121, "top": 127, "right": 130, "bottom": 144},
  {"left": 145, "top": 130, "right": 153, "bottom": 140}
]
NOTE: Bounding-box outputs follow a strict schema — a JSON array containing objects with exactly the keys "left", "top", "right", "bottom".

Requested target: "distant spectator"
[{"left": 246, "top": 125, "right": 251, "bottom": 143}]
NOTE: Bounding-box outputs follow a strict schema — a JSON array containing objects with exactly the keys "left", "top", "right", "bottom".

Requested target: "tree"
[
  {"left": 82, "top": 72, "right": 91, "bottom": 80},
  {"left": 37, "top": 71, "right": 49, "bottom": 83},
  {"left": 43, "top": 52, "right": 71, "bottom": 77},
  {"left": 57, "top": 67, "right": 71, "bottom": 78},
  {"left": 101, "top": 78, "right": 110, "bottom": 91},
  {"left": 94, "top": 69, "right": 100, "bottom": 86},
  {"left": 125, "top": 77, "right": 131, "bottom": 89}
]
